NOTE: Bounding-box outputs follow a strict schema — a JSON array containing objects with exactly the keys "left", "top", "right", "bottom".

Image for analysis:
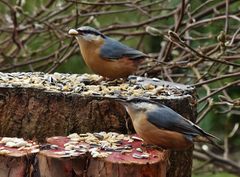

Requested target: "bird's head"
[
  {"left": 117, "top": 97, "right": 160, "bottom": 118},
  {"left": 68, "top": 26, "right": 105, "bottom": 42}
]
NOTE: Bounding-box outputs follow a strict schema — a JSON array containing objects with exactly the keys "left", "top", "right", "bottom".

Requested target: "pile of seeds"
[
  {"left": 0, "top": 133, "right": 161, "bottom": 160},
  {"left": 47, "top": 132, "right": 154, "bottom": 159},
  {"left": 0, "top": 137, "right": 39, "bottom": 155},
  {"left": 0, "top": 72, "right": 193, "bottom": 99}
]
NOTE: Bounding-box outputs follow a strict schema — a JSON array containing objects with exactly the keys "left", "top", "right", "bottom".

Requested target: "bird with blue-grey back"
[
  {"left": 117, "top": 97, "right": 222, "bottom": 151},
  {"left": 68, "top": 26, "right": 147, "bottom": 79}
]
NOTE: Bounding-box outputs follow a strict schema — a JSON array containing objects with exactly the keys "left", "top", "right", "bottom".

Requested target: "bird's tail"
[{"left": 194, "top": 135, "right": 223, "bottom": 151}]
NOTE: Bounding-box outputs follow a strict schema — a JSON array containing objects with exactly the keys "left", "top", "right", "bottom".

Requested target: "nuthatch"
[
  {"left": 68, "top": 26, "right": 147, "bottom": 79},
  {"left": 118, "top": 98, "right": 221, "bottom": 150}
]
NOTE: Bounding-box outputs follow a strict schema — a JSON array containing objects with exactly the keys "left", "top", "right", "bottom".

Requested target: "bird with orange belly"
[
  {"left": 68, "top": 26, "right": 147, "bottom": 79},
  {"left": 118, "top": 98, "right": 222, "bottom": 151}
]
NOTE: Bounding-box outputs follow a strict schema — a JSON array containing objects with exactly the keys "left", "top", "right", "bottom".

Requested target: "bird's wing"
[
  {"left": 100, "top": 37, "right": 147, "bottom": 60},
  {"left": 146, "top": 105, "right": 217, "bottom": 139}
]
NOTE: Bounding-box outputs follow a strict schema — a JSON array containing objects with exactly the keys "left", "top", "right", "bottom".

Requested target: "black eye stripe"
[
  {"left": 77, "top": 29, "right": 105, "bottom": 38},
  {"left": 78, "top": 29, "right": 100, "bottom": 35}
]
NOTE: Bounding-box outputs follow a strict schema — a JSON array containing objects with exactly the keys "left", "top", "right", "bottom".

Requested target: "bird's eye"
[
  {"left": 87, "top": 30, "right": 96, "bottom": 35},
  {"left": 77, "top": 29, "right": 105, "bottom": 38},
  {"left": 76, "top": 29, "right": 92, "bottom": 34}
]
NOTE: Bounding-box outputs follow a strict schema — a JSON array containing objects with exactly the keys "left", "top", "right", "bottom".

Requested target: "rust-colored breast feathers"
[{"left": 133, "top": 113, "right": 193, "bottom": 150}]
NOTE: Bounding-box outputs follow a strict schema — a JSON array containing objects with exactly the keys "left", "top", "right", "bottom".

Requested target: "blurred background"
[{"left": 0, "top": 0, "right": 239, "bottom": 176}]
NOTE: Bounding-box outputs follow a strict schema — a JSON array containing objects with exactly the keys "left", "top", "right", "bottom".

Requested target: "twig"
[
  {"left": 198, "top": 80, "right": 240, "bottom": 103},
  {"left": 159, "top": 0, "right": 186, "bottom": 62},
  {"left": 193, "top": 72, "right": 240, "bottom": 87},
  {"left": 224, "top": 0, "right": 229, "bottom": 33},
  {"left": 193, "top": 150, "right": 240, "bottom": 175},
  {"left": 168, "top": 31, "right": 240, "bottom": 67}
]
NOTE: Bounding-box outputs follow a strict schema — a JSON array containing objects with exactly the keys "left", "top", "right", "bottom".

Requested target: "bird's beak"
[{"left": 68, "top": 29, "right": 80, "bottom": 36}]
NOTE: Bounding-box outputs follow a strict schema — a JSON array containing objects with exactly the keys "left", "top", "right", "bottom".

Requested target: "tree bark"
[{"left": 0, "top": 72, "right": 196, "bottom": 177}]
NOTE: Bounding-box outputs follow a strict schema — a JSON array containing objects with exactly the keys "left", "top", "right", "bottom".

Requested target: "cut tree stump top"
[{"left": 0, "top": 72, "right": 194, "bottom": 100}]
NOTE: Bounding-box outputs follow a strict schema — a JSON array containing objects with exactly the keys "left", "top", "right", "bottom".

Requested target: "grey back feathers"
[
  {"left": 147, "top": 105, "right": 219, "bottom": 140},
  {"left": 100, "top": 37, "right": 147, "bottom": 60},
  {"left": 147, "top": 106, "right": 201, "bottom": 136}
]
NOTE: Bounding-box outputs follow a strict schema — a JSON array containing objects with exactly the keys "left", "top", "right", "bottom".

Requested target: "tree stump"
[
  {"left": 0, "top": 137, "right": 39, "bottom": 177},
  {"left": 38, "top": 134, "right": 168, "bottom": 177},
  {"left": 0, "top": 72, "right": 196, "bottom": 177}
]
